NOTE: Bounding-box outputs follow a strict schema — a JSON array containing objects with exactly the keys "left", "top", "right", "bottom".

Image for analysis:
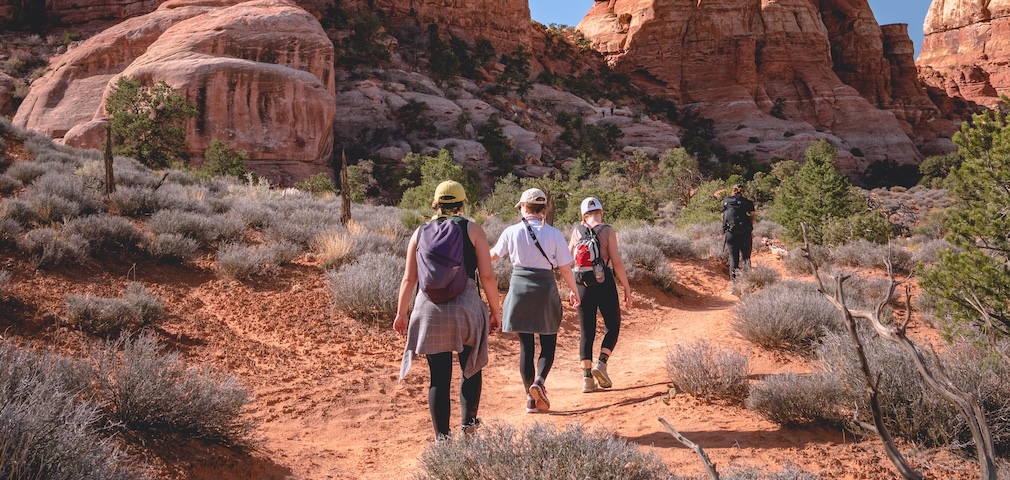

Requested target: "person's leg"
[
  {"left": 536, "top": 333, "right": 557, "bottom": 382},
  {"left": 741, "top": 234, "right": 753, "bottom": 271},
  {"left": 517, "top": 333, "right": 536, "bottom": 391},
  {"left": 426, "top": 351, "right": 453, "bottom": 438},
  {"left": 577, "top": 285, "right": 598, "bottom": 392},
  {"left": 456, "top": 345, "right": 481, "bottom": 431},
  {"left": 725, "top": 233, "right": 740, "bottom": 280},
  {"left": 593, "top": 281, "right": 621, "bottom": 388}
]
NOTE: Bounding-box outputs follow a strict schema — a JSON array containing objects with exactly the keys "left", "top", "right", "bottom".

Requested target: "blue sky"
[{"left": 529, "top": 0, "right": 933, "bottom": 56}]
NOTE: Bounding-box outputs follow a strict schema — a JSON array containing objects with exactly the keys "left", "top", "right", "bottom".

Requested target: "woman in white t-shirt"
[{"left": 490, "top": 188, "right": 581, "bottom": 414}]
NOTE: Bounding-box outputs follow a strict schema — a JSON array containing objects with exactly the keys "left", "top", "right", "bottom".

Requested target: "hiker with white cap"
[
  {"left": 490, "top": 187, "right": 581, "bottom": 413},
  {"left": 568, "top": 197, "right": 632, "bottom": 392}
]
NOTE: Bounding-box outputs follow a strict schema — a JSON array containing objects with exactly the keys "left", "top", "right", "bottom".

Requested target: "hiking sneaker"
[
  {"left": 592, "top": 361, "right": 613, "bottom": 389},
  {"left": 529, "top": 382, "right": 551, "bottom": 411},
  {"left": 462, "top": 418, "right": 481, "bottom": 436},
  {"left": 582, "top": 376, "right": 598, "bottom": 393},
  {"left": 525, "top": 395, "right": 539, "bottom": 413}
]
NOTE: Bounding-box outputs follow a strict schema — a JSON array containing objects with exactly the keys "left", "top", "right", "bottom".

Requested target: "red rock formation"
[
  {"left": 372, "top": 0, "right": 533, "bottom": 53},
  {"left": 13, "top": 0, "right": 335, "bottom": 184},
  {"left": 577, "top": 0, "right": 923, "bottom": 174},
  {"left": 0, "top": 72, "right": 14, "bottom": 116},
  {"left": 918, "top": 0, "right": 1010, "bottom": 109}
]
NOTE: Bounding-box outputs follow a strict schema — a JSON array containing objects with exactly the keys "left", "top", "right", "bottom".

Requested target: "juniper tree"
[{"left": 105, "top": 77, "right": 197, "bottom": 169}]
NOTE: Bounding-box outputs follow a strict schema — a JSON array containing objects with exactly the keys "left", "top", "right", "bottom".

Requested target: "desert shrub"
[
  {"left": 681, "top": 222, "right": 724, "bottom": 260},
  {"left": 64, "top": 283, "right": 165, "bottom": 335},
  {"left": 106, "top": 78, "right": 197, "bottom": 168},
  {"left": 146, "top": 209, "right": 244, "bottom": 246},
  {"left": 145, "top": 233, "right": 200, "bottom": 262},
  {"left": 93, "top": 334, "right": 252, "bottom": 443},
  {"left": 18, "top": 227, "right": 89, "bottom": 268},
  {"left": 666, "top": 340, "right": 749, "bottom": 404},
  {"left": 327, "top": 252, "right": 402, "bottom": 324},
  {"left": 821, "top": 211, "right": 892, "bottom": 246},
  {"left": 294, "top": 172, "right": 337, "bottom": 195},
  {"left": 676, "top": 180, "right": 724, "bottom": 227},
  {"left": 720, "top": 464, "right": 820, "bottom": 480},
  {"left": 829, "top": 239, "right": 914, "bottom": 273},
  {"left": 734, "top": 264, "right": 780, "bottom": 294},
  {"left": 492, "top": 258, "right": 513, "bottom": 292},
  {"left": 0, "top": 218, "right": 22, "bottom": 248},
  {"left": 26, "top": 171, "right": 104, "bottom": 215},
  {"left": 150, "top": 182, "right": 214, "bottom": 214},
  {"left": 733, "top": 281, "right": 839, "bottom": 353},
  {"left": 216, "top": 242, "right": 300, "bottom": 280},
  {"left": 0, "top": 343, "right": 135, "bottom": 480},
  {"left": 107, "top": 186, "right": 159, "bottom": 217},
  {"left": 19, "top": 191, "right": 83, "bottom": 226},
  {"left": 198, "top": 140, "right": 250, "bottom": 179},
  {"left": 345, "top": 218, "right": 405, "bottom": 256},
  {"left": 746, "top": 372, "right": 849, "bottom": 426},
  {"left": 752, "top": 219, "right": 783, "bottom": 240},
  {"left": 908, "top": 237, "right": 957, "bottom": 267},
  {"left": 0, "top": 269, "right": 9, "bottom": 293},
  {"left": 0, "top": 173, "right": 23, "bottom": 195},
  {"left": 311, "top": 229, "right": 355, "bottom": 269},
  {"left": 230, "top": 200, "right": 277, "bottom": 230},
  {"left": 415, "top": 422, "right": 671, "bottom": 480},
  {"left": 5, "top": 160, "right": 49, "bottom": 184},
  {"left": 619, "top": 226, "right": 697, "bottom": 259},
  {"left": 780, "top": 245, "right": 831, "bottom": 275},
  {"left": 619, "top": 241, "right": 677, "bottom": 291},
  {"left": 63, "top": 214, "right": 144, "bottom": 255}
]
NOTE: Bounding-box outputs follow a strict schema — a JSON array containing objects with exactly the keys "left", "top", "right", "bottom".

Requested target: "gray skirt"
[
  {"left": 502, "top": 267, "right": 562, "bottom": 334},
  {"left": 399, "top": 279, "right": 489, "bottom": 381}
]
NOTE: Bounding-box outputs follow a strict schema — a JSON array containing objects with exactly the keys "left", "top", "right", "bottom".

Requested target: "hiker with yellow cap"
[
  {"left": 394, "top": 180, "right": 501, "bottom": 439},
  {"left": 490, "top": 188, "right": 581, "bottom": 414}
]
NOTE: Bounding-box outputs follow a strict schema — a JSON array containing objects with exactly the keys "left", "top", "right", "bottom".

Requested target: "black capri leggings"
[
  {"left": 577, "top": 269, "right": 621, "bottom": 361},
  {"left": 517, "top": 332, "right": 557, "bottom": 390},
  {"left": 426, "top": 345, "right": 481, "bottom": 438}
]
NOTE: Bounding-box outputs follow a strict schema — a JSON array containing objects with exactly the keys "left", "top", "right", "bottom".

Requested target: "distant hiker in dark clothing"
[
  {"left": 721, "top": 184, "right": 755, "bottom": 287},
  {"left": 394, "top": 180, "right": 501, "bottom": 439}
]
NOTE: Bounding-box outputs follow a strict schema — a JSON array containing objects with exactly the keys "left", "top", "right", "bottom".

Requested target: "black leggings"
[
  {"left": 426, "top": 345, "right": 481, "bottom": 437},
  {"left": 577, "top": 270, "right": 620, "bottom": 361},
  {"left": 517, "top": 333, "right": 557, "bottom": 390},
  {"left": 725, "top": 232, "right": 753, "bottom": 280}
]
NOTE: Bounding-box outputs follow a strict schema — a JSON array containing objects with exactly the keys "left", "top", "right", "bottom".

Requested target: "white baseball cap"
[
  {"left": 515, "top": 188, "right": 548, "bottom": 207},
  {"left": 580, "top": 197, "right": 603, "bottom": 215}
]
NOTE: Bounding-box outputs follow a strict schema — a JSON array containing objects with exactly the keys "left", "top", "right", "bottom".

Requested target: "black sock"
[
  {"left": 583, "top": 368, "right": 592, "bottom": 378},
  {"left": 598, "top": 353, "right": 609, "bottom": 364}
]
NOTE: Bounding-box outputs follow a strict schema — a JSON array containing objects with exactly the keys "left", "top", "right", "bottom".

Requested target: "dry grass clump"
[
  {"left": 416, "top": 422, "right": 672, "bottom": 480},
  {"left": 312, "top": 229, "right": 355, "bottom": 269},
  {"left": 106, "top": 185, "right": 159, "bottom": 217},
  {"left": 666, "top": 340, "right": 749, "bottom": 404},
  {"left": 146, "top": 233, "right": 200, "bottom": 262},
  {"left": 18, "top": 227, "right": 89, "bottom": 268},
  {"left": 64, "top": 282, "right": 165, "bottom": 335},
  {"left": 732, "top": 281, "right": 839, "bottom": 354},
  {"left": 93, "top": 333, "right": 252, "bottom": 444},
  {"left": 327, "top": 252, "right": 402, "bottom": 324}
]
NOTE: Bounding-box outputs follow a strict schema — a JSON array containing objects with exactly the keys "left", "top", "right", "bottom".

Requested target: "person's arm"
[
  {"left": 568, "top": 226, "right": 580, "bottom": 256},
  {"left": 558, "top": 264, "right": 581, "bottom": 307},
  {"left": 554, "top": 230, "right": 580, "bottom": 307},
  {"left": 469, "top": 222, "right": 502, "bottom": 332},
  {"left": 393, "top": 229, "right": 420, "bottom": 335},
  {"left": 489, "top": 227, "right": 506, "bottom": 262},
  {"left": 606, "top": 227, "right": 632, "bottom": 310}
]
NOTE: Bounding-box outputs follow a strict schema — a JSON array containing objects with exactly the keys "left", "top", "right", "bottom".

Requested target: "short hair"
[
  {"left": 433, "top": 201, "right": 464, "bottom": 214},
  {"left": 731, "top": 184, "right": 745, "bottom": 196}
]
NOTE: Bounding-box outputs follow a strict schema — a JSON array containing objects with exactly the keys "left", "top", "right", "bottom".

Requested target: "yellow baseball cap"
[{"left": 433, "top": 180, "right": 466, "bottom": 204}]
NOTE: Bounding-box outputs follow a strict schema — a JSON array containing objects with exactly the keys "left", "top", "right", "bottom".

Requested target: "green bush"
[
  {"left": 295, "top": 172, "right": 337, "bottom": 195},
  {"left": 666, "top": 340, "right": 749, "bottom": 404},
  {"left": 64, "top": 282, "right": 165, "bottom": 335},
  {"left": 820, "top": 211, "right": 892, "bottom": 246},
  {"left": 105, "top": 77, "right": 197, "bottom": 168},
  {"left": 415, "top": 422, "right": 671, "bottom": 480},
  {"left": 93, "top": 333, "right": 252, "bottom": 443},
  {"left": 199, "top": 140, "right": 251, "bottom": 179},
  {"left": 399, "top": 149, "right": 480, "bottom": 212},
  {"left": 327, "top": 252, "right": 402, "bottom": 324},
  {"left": 732, "top": 281, "right": 839, "bottom": 354},
  {"left": 676, "top": 180, "right": 724, "bottom": 227}
]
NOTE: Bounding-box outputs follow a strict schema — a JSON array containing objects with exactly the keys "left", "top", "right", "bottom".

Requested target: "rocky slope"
[{"left": 918, "top": 0, "right": 1010, "bottom": 109}]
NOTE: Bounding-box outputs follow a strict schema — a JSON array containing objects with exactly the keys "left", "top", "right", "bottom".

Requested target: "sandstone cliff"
[
  {"left": 918, "top": 0, "right": 1010, "bottom": 109},
  {"left": 577, "top": 0, "right": 940, "bottom": 175},
  {"left": 13, "top": 0, "right": 335, "bottom": 184}
]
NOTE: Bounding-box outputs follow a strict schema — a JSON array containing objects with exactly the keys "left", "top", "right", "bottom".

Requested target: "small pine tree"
[
  {"left": 769, "top": 141, "right": 862, "bottom": 244},
  {"left": 398, "top": 150, "right": 479, "bottom": 211},
  {"left": 105, "top": 77, "right": 197, "bottom": 169},
  {"left": 200, "top": 140, "right": 250, "bottom": 178},
  {"left": 477, "top": 115, "right": 512, "bottom": 178},
  {"left": 921, "top": 108, "right": 1010, "bottom": 342}
]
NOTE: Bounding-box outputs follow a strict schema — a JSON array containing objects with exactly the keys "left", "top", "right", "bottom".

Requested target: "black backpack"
[{"left": 722, "top": 196, "right": 752, "bottom": 235}]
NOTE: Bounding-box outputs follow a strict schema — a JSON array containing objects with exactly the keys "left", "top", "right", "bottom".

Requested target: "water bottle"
[{"left": 593, "top": 263, "right": 605, "bottom": 283}]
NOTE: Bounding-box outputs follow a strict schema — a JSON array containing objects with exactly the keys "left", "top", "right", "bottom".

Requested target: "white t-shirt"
[{"left": 491, "top": 217, "right": 575, "bottom": 270}]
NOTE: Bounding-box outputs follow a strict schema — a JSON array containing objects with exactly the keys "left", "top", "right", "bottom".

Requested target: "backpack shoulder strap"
[{"left": 522, "top": 217, "right": 554, "bottom": 269}]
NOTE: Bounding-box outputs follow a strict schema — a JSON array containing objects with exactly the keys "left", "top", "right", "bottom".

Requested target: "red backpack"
[{"left": 572, "top": 224, "right": 606, "bottom": 286}]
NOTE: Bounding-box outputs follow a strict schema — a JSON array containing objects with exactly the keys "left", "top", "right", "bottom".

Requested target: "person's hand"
[
  {"left": 568, "top": 290, "right": 581, "bottom": 308},
  {"left": 393, "top": 314, "right": 408, "bottom": 335},
  {"left": 623, "top": 286, "right": 632, "bottom": 310},
  {"left": 489, "top": 311, "right": 502, "bottom": 333}
]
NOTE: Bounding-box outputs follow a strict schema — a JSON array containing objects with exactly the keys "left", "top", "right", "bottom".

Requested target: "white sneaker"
[
  {"left": 592, "top": 361, "right": 612, "bottom": 389},
  {"left": 582, "top": 376, "right": 598, "bottom": 393}
]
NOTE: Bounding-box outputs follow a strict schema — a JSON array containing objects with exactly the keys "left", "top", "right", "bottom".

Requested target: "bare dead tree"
[
  {"left": 658, "top": 418, "right": 719, "bottom": 480},
  {"left": 104, "top": 121, "right": 115, "bottom": 195},
  {"left": 339, "top": 149, "right": 351, "bottom": 226},
  {"left": 800, "top": 223, "right": 997, "bottom": 480}
]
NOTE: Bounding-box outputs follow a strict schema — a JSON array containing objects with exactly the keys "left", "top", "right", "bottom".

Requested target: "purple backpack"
[{"left": 416, "top": 216, "right": 468, "bottom": 303}]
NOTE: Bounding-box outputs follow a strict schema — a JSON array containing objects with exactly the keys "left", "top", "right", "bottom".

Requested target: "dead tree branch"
[
  {"left": 801, "top": 223, "right": 997, "bottom": 480},
  {"left": 659, "top": 418, "right": 719, "bottom": 480}
]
